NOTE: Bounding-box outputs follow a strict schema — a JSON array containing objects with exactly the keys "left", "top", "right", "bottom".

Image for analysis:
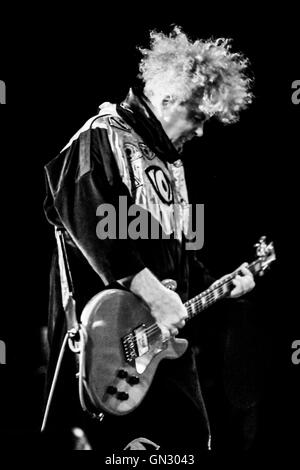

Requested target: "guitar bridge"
[
  {"left": 122, "top": 324, "right": 149, "bottom": 363},
  {"left": 122, "top": 332, "right": 137, "bottom": 363}
]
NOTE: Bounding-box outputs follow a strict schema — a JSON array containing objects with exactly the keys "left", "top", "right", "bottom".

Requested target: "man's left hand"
[{"left": 230, "top": 262, "right": 255, "bottom": 298}]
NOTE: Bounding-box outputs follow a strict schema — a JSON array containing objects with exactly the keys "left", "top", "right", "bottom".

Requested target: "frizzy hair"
[{"left": 138, "top": 26, "right": 253, "bottom": 123}]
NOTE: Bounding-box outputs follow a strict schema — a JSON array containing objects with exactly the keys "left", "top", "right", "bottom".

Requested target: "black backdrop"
[{"left": 0, "top": 6, "right": 299, "bottom": 458}]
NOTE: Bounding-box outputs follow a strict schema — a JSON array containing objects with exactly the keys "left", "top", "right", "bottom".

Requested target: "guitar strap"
[
  {"left": 41, "top": 228, "right": 103, "bottom": 432},
  {"left": 54, "top": 227, "right": 78, "bottom": 334}
]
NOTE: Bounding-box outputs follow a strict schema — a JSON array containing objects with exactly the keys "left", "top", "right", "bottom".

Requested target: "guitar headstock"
[{"left": 254, "top": 236, "right": 276, "bottom": 276}]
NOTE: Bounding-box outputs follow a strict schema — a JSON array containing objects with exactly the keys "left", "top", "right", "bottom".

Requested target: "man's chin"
[
  {"left": 174, "top": 135, "right": 193, "bottom": 153},
  {"left": 175, "top": 143, "right": 184, "bottom": 154}
]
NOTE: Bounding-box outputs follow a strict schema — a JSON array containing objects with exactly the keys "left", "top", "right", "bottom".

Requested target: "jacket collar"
[{"left": 117, "top": 87, "right": 180, "bottom": 164}]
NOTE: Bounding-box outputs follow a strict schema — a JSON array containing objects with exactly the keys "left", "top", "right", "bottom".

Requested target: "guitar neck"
[{"left": 184, "top": 259, "right": 262, "bottom": 320}]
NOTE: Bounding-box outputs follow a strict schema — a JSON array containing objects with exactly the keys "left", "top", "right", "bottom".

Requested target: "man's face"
[{"left": 162, "top": 101, "right": 208, "bottom": 152}]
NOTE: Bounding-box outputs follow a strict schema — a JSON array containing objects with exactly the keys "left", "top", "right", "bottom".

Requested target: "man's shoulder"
[
  {"left": 44, "top": 102, "right": 134, "bottom": 177},
  {"left": 93, "top": 102, "right": 132, "bottom": 133},
  {"left": 57, "top": 103, "right": 130, "bottom": 154}
]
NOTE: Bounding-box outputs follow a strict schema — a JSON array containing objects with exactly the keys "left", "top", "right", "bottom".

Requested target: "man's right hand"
[{"left": 129, "top": 268, "right": 188, "bottom": 338}]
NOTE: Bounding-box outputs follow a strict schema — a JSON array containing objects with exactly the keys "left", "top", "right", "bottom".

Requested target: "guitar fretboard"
[
  {"left": 184, "top": 259, "right": 262, "bottom": 320},
  {"left": 125, "top": 243, "right": 275, "bottom": 360}
]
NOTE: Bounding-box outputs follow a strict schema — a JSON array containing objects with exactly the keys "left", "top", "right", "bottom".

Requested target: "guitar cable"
[{"left": 41, "top": 332, "right": 69, "bottom": 432}]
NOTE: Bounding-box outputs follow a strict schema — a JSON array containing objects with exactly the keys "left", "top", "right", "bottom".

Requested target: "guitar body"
[{"left": 80, "top": 289, "right": 188, "bottom": 416}]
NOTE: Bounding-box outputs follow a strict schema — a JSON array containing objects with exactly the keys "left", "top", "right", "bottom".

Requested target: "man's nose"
[{"left": 195, "top": 125, "right": 203, "bottom": 137}]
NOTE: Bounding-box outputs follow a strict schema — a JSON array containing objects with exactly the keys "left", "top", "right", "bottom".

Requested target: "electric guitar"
[{"left": 80, "top": 236, "right": 276, "bottom": 416}]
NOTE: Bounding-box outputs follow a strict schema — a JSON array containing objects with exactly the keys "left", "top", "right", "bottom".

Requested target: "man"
[{"left": 43, "top": 26, "right": 255, "bottom": 452}]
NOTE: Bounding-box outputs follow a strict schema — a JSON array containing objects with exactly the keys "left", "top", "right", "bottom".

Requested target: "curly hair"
[{"left": 138, "top": 26, "right": 253, "bottom": 123}]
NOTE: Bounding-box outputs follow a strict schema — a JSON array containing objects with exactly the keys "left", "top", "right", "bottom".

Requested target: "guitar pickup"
[
  {"left": 122, "top": 324, "right": 149, "bottom": 363},
  {"left": 134, "top": 325, "right": 149, "bottom": 357}
]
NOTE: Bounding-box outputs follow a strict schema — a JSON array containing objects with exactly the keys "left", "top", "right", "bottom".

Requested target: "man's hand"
[
  {"left": 129, "top": 268, "right": 187, "bottom": 337},
  {"left": 230, "top": 262, "right": 255, "bottom": 298},
  {"left": 211, "top": 262, "right": 255, "bottom": 299}
]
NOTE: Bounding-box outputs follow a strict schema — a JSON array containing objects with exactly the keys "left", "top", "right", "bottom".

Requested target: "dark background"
[{"left": 0, "top": 6, "right": 299, "bottom": 458}]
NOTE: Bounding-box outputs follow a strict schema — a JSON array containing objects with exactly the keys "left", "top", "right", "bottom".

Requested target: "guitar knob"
[
  {"left": 117, "top": 369, "right": 128, "bottom": 379},
  {"left": 127, "top": 375, "right": 140, "bottom": 385},
  {"left": 116, "top": 391, "right": 129, "bottom": 401},
  {"left": 106, "top": 385, "right": 118, "bottom": 395}
]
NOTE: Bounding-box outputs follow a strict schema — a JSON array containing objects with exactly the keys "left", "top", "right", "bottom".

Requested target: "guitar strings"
[
  {"left": 126, "top": 257, "right": 272, "bottom": 360},
  {"left": 128, "top": 261, "right": 258, "bottom": 349},
  {"left": 129, "top": 277, "right": 235, "bottom": 346},
  {"left": 141, "top": 278, "right": 234, "bottom": 340}
]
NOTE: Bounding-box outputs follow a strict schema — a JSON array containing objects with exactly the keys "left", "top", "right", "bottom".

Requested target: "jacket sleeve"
[{"left": 44, "top": 122, "right": 146, "bottom": 285}]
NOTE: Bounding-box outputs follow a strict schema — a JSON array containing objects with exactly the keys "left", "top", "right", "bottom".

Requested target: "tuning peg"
[
  {"left": 254, "top": 235, "right": 269, "bottom": 257},
  {"left": 254, "top": 235, "right": 266, "bottom": 248}
]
